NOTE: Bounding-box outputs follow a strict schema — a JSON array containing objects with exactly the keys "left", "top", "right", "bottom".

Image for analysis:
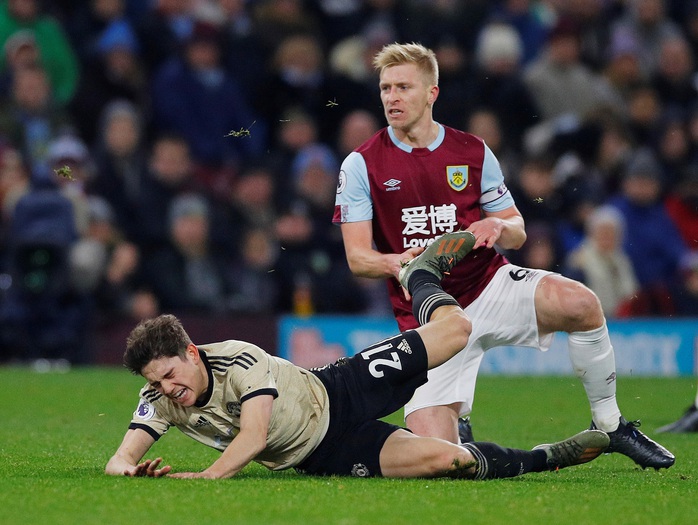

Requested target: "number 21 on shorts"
[{"left": 361, "top": 343, "right": 403, "bottom": 378}]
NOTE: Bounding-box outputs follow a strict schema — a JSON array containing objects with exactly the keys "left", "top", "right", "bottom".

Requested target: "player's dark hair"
[{"left": 123, "top": 314, "right": 192, "bottom": 375}]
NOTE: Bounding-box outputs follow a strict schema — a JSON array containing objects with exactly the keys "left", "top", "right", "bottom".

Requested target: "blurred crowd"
[{"left": 0, "top": 0, "right": 697, "bottom": 365}]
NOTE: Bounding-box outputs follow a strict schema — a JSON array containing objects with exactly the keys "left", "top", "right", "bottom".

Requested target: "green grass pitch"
[{"left": 0, "top": 366, "right": 696, "bottom": 525}]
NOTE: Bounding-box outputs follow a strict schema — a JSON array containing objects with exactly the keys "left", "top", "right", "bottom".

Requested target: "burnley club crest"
[{"left": 447, "top": 165, "right": 468, "bottom": 191}]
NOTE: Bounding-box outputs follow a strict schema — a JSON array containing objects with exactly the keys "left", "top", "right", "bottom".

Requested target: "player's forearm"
[
  {"left": 494, "top": 216, "right": 527, "bottom": 250},
  {"left": 346, "top": 248, "right": 404, "bottom": 280},
  {"left": 203, "top": 431, "right": 267, "bottom": 479}
]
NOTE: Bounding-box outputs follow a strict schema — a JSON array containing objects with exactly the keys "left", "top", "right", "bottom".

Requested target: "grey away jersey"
[{"left": 129, "top": 340, "right": 330, "bottom": 471}]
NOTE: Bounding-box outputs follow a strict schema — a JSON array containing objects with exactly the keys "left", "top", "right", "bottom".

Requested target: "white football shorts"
[{"left": 404, "top": 263, "right": 555, "bottom": 419}]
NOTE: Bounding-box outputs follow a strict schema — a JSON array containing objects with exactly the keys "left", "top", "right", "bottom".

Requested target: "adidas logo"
[
  {"left": 397, "top": 339, "right": 412, "bottom": 355},
  {"left": 194, "top": 416, "right": 211, "bottom": 428}
]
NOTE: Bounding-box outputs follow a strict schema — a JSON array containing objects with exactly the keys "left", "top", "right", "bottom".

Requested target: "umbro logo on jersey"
[{"left": 383, "top": 178, "right": 401, "bottom": 191}]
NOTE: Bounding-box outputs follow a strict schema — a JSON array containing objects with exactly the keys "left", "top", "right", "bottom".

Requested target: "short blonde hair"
[{"left": 373, "top": 42, "right": 439, "bottom": 86}]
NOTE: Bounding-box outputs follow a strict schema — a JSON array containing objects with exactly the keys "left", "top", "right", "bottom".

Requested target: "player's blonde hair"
[{"left": 373, "top": 42, "right": 439, "bottom": 86}]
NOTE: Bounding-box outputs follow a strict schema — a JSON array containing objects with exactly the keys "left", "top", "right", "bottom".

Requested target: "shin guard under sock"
[
  {"left": 408, "top": 270, "right": 460, "bottom": 325},
  {"left": 568, "top": 323, "right": 621, "bottom": 432}
]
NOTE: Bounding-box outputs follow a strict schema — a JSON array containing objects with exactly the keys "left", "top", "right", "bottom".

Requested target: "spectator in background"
[
  {"left": 216, "top": 0, "right": 267, "bottom": 101},
  {"left": 465, "top": 109, "right": 519, "bottom": 183},
  {"left": 133, "top": 0, "right": 196, "bottom": 72},
  {"left": 665, "top": 166, "right": 698, "bottom": 251},
  {"left": 83, "top": 195, "right": 158, "bottom": 322},
  {"left": 490, "top": 0, "right": 549, "bottom": 65},
  {"left": 254, "top": 33, "right": 371, "bottom": 151},
  {"left": 144, "top": 192, "right": 236, "bottom": 313},
  {"left": 543, "top": 143, "right": 606, "bottom": 253},
  {"left": 0, "top": 154, "right": 88, "bottom": 366},
  {"left": 332, "top": 108, "right": 391, "bottom": 316},
  {"left": 335, "top": 109, "right": 381, "bottom": 159},
  {"left": 400, "top": 0, "right": 490, "bottom": 56},
  {"left": 135, "top": 133, "right": 202, "bottom": 253},
  {"left": 564, "top": 205, "right": 639, "bottom": 318},
  {"left": 609, "top": 147, "right": 688, "bottom": 315},
  {"left": 224, "top": 163, "right": 278, "bottom": 233},
  {"left": 593, "top": 113, "right": 634, "bottom": 196},
  {"left": 311, "top": 0, "right": 365, "bottom": 48},
  {"left": 507, "top": 154, "right": 564, "bottom": 227},
  {"left": 150, "top": 21, "right": 265, "bottom": 188},
  {"left": 601, "top": 30, "right": 645, "bottom": 111},
  {"left": 523, "top": 17, "right": 620, "bottom": 126},
  {"left": 421, "top": 38, "right": 471, "bottom": 131},
  {"left": 46, "top": 133, "right": 94, "bottom": 236},
  {"left": 328, "top": 19, "right": 394, "bottom": 123},
  {"left": 329, "top": 18, "right": 394, "bottom": 85},
  {"left": 652, "top": 109, "right": 692, "bottom": 187},
  {"left": 250, "top": 0, "right": 320, "bottom": 59},
  {"left": 276, "top": 143, "right": 367, "bottom": 314},
  {"left": 265, "top": 107, "right": 321, "bottom": 206},
  {"left": 0, "top": 63, "right": 74, "bottom": 175},
  {"left": 65, "top": 0, "right": 127, "bottom": 63},
  {"left": 609, "top": 0, "right": 684, "bottom": 78},
  {"left": 559, "top": 0, "right": 616, "bottom": 71},
  {"left": 0, "top": 0, "right": 80, "bottom": 105},
  {"left": 70, "top": 18, "right": 147, "bottom": 142},
  {"left": 88, "top": 100, "right": 147, "bottom": 242},
  {"left": 227, "top": 226, "right": 280, "bottom": 314},
  {"left": 0, "top": 28, "right": 39, "bottom": 95},
  {"left": 625, "top": 83, "right": 663, "bottom": 147},
  {"left": 469, "top": 22, "right": 540, "bottom": 154},
  {"left": 509, "top": 221, "right": 561, "bottom": 272},
  {"left": 651, "top": 35, "right": 698, "bottom": 111}
]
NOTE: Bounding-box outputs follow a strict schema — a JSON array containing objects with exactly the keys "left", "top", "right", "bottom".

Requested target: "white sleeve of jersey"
[
  {"left": 335, "top": 151, "right": 373, "bottom": 222},
  {"left": 480, "top": 143, "right": 515, "bottom": 212}
]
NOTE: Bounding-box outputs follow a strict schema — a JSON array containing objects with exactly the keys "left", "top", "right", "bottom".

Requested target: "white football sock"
[{"left": 567, "top": 323, "right": 621, "bottom": 432}]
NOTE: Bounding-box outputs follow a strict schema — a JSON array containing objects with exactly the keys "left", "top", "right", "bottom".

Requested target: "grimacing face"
[{"left": 141, "top": 345, "right": 206, "bottom": 407}]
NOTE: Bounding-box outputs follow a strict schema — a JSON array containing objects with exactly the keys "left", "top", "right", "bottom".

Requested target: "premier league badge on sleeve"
[
  {"left": 336, "top": 170, "right": 346, "bottom": 194},
  {"left": 446, "top": 165, "right": 469, "bottom": 191},
  {"left": 135, "top": 399, "right": 156, "bottom": 421}
]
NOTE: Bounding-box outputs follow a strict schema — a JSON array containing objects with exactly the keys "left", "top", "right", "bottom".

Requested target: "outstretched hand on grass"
[{"left": 126, "top": 457, "right": 171, "bottom": 477}]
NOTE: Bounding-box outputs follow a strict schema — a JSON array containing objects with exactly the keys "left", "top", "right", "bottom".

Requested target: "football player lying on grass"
[{"left": 106, "top": 232, "right": 609, "bottom": 480}]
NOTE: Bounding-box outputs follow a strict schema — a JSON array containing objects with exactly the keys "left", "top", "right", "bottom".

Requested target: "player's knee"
[
  {"left": 444, "top": 309, "right": 472, "bottom": 347},
  {"left": 564, "top": 283, "right": 604, "bottom": 329}
]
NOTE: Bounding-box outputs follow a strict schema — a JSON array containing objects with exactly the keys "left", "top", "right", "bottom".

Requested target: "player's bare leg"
[{"left": 379, "top": 428, "right": 609, "bottom": 479}]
